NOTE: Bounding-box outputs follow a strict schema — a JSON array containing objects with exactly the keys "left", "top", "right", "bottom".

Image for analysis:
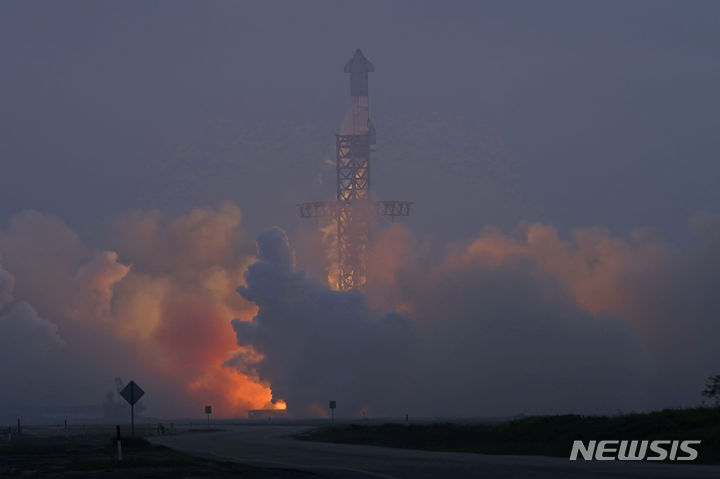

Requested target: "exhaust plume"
[{"left": 2, "top": 202, "right": 720, "bottom": 419}]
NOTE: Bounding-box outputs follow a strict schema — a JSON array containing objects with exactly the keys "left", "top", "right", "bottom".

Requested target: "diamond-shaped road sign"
[{"left": 120, "top": 381, "right": 145, "bottom": 406}]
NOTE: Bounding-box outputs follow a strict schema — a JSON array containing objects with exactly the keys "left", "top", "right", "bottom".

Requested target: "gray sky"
[
  {"left": 2, "top": 1, "right": 720, "bottom": 419},
  {"left": 2, "top": 0, "right": 719, "bottom": 245}
]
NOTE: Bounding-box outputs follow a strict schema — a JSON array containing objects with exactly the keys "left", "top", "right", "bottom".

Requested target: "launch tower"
[{"left": 297, "top": 49, "right": 412, "bottom": 290}]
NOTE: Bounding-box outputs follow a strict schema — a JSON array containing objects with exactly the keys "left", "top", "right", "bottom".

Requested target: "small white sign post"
[{"left": 329, "top": 400, "right": 336, "bottom": 424}]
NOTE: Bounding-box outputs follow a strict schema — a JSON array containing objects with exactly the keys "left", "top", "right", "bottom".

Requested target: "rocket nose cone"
[
  {"left": 353, "top": 49, "right": 367, "bottom": 62},
  {"left": 344, "top": 49, "right": 374, "bottom": 74}
]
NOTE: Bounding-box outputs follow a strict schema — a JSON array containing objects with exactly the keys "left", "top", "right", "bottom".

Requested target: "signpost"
[
  {"left": 119, "top": 380, "right": 145, "bottom": 436},
  {"left": 329, "top": 400, "right": 336, "bottom": 424},
  {"left": 205, "top": 405, "right": 212, "bottom": 428}
]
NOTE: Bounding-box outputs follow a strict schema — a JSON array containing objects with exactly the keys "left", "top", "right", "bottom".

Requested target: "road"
[{"left": 149, "top": 424, "right": 720, "bottom": 479}]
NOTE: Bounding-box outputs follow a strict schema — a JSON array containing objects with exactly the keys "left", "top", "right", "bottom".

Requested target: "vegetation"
[
  {"left": 299, "top": 407, "right": 720, "bottom": 464},
  {"left": 702, "top": 375, "right": 720, "bottom": 407},
  {"left": 0, "top": 434, "right": 317, "bottom": 477}
]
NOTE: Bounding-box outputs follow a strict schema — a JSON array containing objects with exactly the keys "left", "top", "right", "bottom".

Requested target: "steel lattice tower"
[{"left": 297, "top": 49, "right": 412, "bottom": 290}]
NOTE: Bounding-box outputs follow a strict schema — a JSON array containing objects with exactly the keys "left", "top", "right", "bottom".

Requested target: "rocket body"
[
  {"left": 340, "top": 49, "right": 375, "bottom": 142},
  {"left": 341, "top": 96, "right": 370, "bottom": 136},
  {"left": 297, "top": 49, "right": 411, "bottom": 290},
  {"left": 344, "top": 48, "right": 374, "bottom": 96}
]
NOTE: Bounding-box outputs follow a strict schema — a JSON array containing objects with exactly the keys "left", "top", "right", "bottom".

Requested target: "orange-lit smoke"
[
  {"left": 364, "top": 222, "right": 673, "bottom": 322},
  {"left": 319, "top": 218, "right": 340, "bottom": 289},
  {"left": 103, "top": 202, "right": 287, "bottom": 416},
  {"left": 5, "top": 200, "right": 720, "bottom": 418},
  {"left": 455, "top": 223, "right": 673, "bottom": 323},
  {"left": 0, "top": 203, "right": 285, "bottom": 417}
]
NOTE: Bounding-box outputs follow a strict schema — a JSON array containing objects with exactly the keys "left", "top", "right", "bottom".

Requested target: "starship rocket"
[{"left": 341, "top": 49, "right": 376, "bottom": 144}]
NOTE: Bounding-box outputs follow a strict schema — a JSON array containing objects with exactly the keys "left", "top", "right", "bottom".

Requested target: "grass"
[
  {"left": 299, "top": 407, "right": 720, "bottom": 464},
  {"left": 0, "top": 433, "right": 319, "bottom": 477}
]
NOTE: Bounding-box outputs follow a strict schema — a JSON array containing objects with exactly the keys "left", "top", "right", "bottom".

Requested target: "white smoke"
[
  {"left": 232, "top": 227, "right": 652, "bottom": 417},
  {"left": 2, "top": 204, "right": 720, "bottom": 420},
  {"left": 232, "top": 228, "right": 412, "bottom": 416}
]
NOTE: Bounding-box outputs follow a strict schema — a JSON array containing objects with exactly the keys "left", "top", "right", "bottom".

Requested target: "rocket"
[
  {"left": 297, "top": 48, "right": 412, "bottom": 290},
  {"left": 341, "top": 48, "right": 375, "bottom": 143},
  {"left": 344, "top": 48, "right": 374, "bottom": 97}
]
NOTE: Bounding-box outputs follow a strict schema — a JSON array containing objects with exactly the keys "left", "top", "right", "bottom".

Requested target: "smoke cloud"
[
  {"left": 2, "top": 201, "right": 720, "bottom": 420},
  {"left": 232, "top": 228, "right": 412, "bottom": 416},
  {"left": 232, "top": 227, "right": 651, "bottom": 417},
  {"left": 0, "top": 204, "right": 275, "bottom": 422},
  {"left": 232, "top": 217, "right": 720, "bottom": 417}
]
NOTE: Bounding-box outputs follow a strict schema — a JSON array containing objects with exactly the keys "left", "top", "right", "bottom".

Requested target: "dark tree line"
[{"left": 702, "top": 375, "right": 720, "bottom": 407}]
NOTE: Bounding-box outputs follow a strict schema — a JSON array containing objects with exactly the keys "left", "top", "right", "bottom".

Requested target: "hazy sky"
[
  {"left": 2, "top": 1, "right": 719, "bottom": 246},
  {"left": 2, "top": 1, "right": 720, "bottom": 420}
]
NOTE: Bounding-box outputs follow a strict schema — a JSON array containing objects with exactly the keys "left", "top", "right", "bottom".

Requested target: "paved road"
[{"left": 149, "top": 425, "right": 720, "bottom": 478}]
